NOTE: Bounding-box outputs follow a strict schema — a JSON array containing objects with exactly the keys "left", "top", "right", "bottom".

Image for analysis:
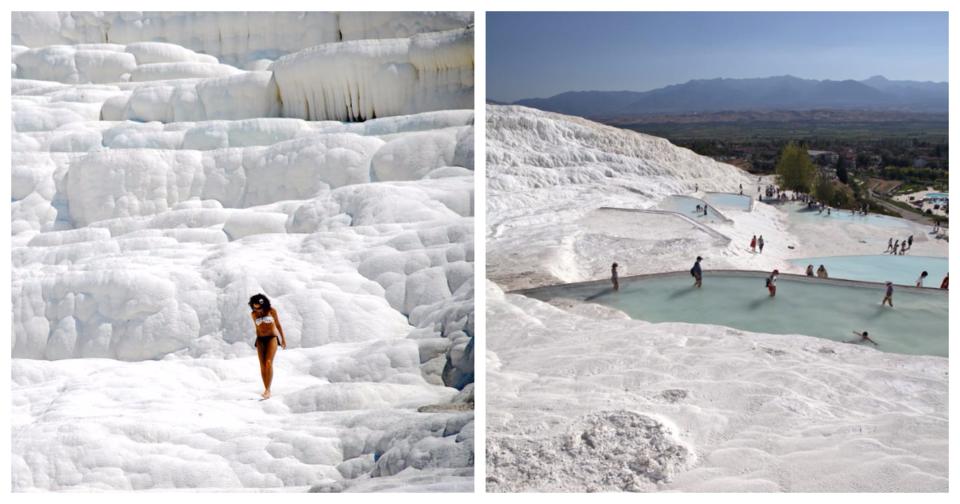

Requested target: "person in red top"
[
  {"left": 940, "top": 274, "right": 948, "bottom": 290},
  {"left": 750, "top": 235, "right": 757, "bottom": 253}
]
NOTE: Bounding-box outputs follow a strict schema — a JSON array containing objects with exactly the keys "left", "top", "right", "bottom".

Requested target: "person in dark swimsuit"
[
  {"left": 249, "top": 293, "right": 287, "bottom": 399},
  {"left": 611, "top": 263, "right": 619, "bottom": 291}
]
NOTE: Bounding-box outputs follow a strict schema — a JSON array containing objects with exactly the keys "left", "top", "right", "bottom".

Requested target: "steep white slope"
[
  {"left": 486, "top": 105, "right": 757, "bottom": 288},
  {"left": 12, "top": 13, "right": 474, "bottom": 492},
  {"left": 272, "top": 27, "right": 473, "bottom": 121}
]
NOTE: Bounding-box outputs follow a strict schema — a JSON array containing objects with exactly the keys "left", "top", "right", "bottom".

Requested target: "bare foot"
[{"left": 261, "top": 390, "right": 271, "bottom": 400}]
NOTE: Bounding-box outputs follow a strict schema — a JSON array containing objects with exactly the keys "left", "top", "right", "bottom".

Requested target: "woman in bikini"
[{"left": 248, "top": 293, "right": 287, "bottom": 399}]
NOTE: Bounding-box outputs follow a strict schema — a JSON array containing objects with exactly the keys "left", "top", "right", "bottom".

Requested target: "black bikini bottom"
[{"left": 255, "top": 335, "right": 278, "bottom": 347}]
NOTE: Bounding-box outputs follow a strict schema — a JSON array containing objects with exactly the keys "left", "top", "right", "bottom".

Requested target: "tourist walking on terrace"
[
  {"left": 893, "top": 240, "right": 900, "bottom": 255},
  {"left": 758, "top": 235, "right": 765, "bottom": 254},
  {"left": 805, "top": 264, "right": 815, "bottom": 277},
  {"left": 816, "top": 265, "right": 828, "bottom": 278},
  {"left": 766, "top": 270, "right": 779, "bottom": 297},
  {"left": 249, "top": 293, "right": 287, "bottom": 400},
  {"left": 940, "top": 274, "right": 948, "bottom": 290},
  {"left": 750, "top": 235, "right": 757, "bottom": 253},
  {"left": 847, "top": 331, "right": 879, "bottom": 347},
  {"left": 916, "top": 271, "right": 929, "bottom": 288},
  {"left": 886, "top": 238, "right": 893, "bottom": 253},
  {"left": 908, "top": 235, "right": 914, "bottom": 248},
  {"left": 611, "top": 263, "right": 619, "bottom": 291},
  {"left": 881, "top": 282, "right": 894, "bottom": 307},
  {"left": 691, "top": 256, "right": 703, "bottom": 288}
]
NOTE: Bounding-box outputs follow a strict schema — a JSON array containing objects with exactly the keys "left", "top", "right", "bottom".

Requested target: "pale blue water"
[
  {"left": 927, "top": 192, "right": 948, "bottom": 199},
  {"left": 656, "top": 195, "right": 731, "bottom": 223},
  {"left": 521, "top": 273, "right": 948, "bottom": 357},
  {"left": 785, "top": 202, "right": 913, "bottom": 229},
  {"left": 703, "top": 192, "right": 753, "bottom": 210},
  {"left": 789, "top": 255, "right": 948, "bottom": 286}
]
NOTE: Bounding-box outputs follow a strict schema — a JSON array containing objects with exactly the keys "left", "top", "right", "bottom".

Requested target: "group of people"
[
  {"left": 694, "top": 203, "right": 710, "bottom": 216},
  {"left": 886, "top": 235, "right": 914, "bottom": 255},
  {"left": 804, "top": 264, "right": 829, "bottom": 278},
  {"left": 749, "top": 235, "right": 765, "bottom": 254}
]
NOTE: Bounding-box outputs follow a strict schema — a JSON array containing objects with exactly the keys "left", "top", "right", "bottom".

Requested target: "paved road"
[{"left": 867, "top": 191, "right": 943, "bottom": 228}]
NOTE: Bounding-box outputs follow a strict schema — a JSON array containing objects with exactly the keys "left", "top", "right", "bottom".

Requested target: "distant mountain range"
[{"left": 506, "top": 75, "right": 947, "bottom": 117}]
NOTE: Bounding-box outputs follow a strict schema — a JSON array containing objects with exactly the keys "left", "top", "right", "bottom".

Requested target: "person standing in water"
[
  {"left": 611, "top": 262, "right": 620, "bottom": 291},
  {"left": 758, "top": 235, "right": 765, "bottom": 254},
  {"left": 750, "top": 235, "right": 757, "bottom": 253},
  {"left": 847, "top": 331, "right": 879, "bottom": 346},
  {"left": 805, "top": 264, "right": 815, "bottom": 277},
  {"left": 940, "top": 274, "right": 949, "bottom": 290},
  {"left": 881, "top": 281, "right": 894, "bottom": 307},
  {"left": 249, "top": 293, "right": 287, "bottom": 400},
  {"left": 816, "top": 264, "right": 829, "bottom": 278},
  {"left": 691, "top": 256, "right": 703, "bottom": 288},
  {"left": 766, "top": 269, "right": 779, "bottom": 297},
  {"left": 916, "top": 271, "right": 928, "bottom": 287}
]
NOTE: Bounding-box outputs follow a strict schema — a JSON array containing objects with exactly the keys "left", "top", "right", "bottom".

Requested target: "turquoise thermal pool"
[
  {"left": 789, "top": 255, "right": 948, "bottom": 286},
  {"left": 519, "top": 272, "right": 948, "bottom": 357},
  {"left": 703, "top": 192, "right": 753, "bottom": 210},
  {"left": 785, "top": 202, "right": 914, "bottom": 229},
  {"left": 656, "top": 195, "right": 732, "bottom": 223}
]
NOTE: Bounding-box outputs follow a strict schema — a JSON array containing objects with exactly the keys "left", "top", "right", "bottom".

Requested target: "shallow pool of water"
[
  {"left": 703, "top": 192, "right": 753, "bottom": 211},
  {"left": 789, "top": 255, "right": 948, "bottom": 286},
  {"left": 521, "top": 272, "right": 947, "bottom": 357},
  {"left": 785, "top": 202, "right": 913, "bottom": 229},
  {"left": 656, "top": 195, "right": 731, "bottom": 223}
]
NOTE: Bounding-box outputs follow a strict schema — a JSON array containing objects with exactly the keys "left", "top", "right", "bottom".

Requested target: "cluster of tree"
[
  {"left": 775, "top": 142, "right": 855, "bottom": 209},
  {"left": 774, "top": 142, "right": 816, "bottom": 193},
  {"left": 880, "top": 165, "right": 949, "bottom": 184}
]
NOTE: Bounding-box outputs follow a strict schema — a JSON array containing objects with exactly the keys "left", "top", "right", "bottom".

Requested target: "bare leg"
[{"left": 259, "top": 337, "right": 279, "bottom": 399}]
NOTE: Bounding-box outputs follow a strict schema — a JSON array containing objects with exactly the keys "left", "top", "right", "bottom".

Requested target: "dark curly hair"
[{"left": 248, "top": 293, "right": 272, "bottom": 313}]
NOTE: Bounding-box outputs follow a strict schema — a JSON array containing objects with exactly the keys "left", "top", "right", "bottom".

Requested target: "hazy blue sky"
[{"left": 487, "top": 12, "right": 949, "bottom": 102}]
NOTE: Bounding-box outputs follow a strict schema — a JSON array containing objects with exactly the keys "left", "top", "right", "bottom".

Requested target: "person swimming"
[
  {"left": 881, "top": 281, "right": 894, "bottom": 307},
  {"left": 691, "top": 256, "right": 703, "bottom": 288},
  {"left": 847, "top": 331, "right": 879, "bottom": 347},
  {"left": 611, "top": 262, "right": 619, "bottom": 291},
  {"left": 248, "top": 293, "right": 287, "bottom": 400}
]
